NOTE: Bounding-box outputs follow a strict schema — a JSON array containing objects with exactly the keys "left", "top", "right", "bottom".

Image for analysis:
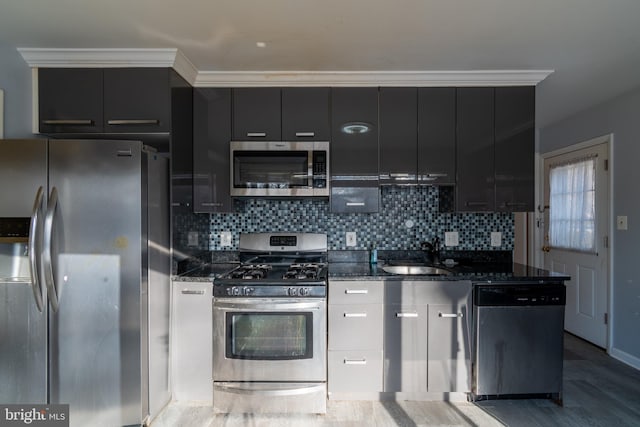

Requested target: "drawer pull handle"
[
  {"left": 438, "top": 312, "right": 463, "bottom": 318},
  {"left": 344, "top": 359, "right": 367, "bottom": 365},
  {"left": 247, "top": 132, "right": 267, "bottom": 137},
  {"left": 42, "top": 119, "right": 94, "bottom": 125},
  {"left": 346, "top": 202, "right": 365, "bottom": 207},
  {"left": 345, "top": 289, "right": 368, "bottom": 294},
  {"left": 181, "top": 290, "right": 205, "bottom": 295},
  {"left": 107, "top": 119, "right": 160, "bottom": 125},
  {"left": 295, "top": 132, "right": 315, "bottom": 137},
  {"left": 396, "top": 312, "right": 418, "bottom": 318},
  {"left": 201, "top": 202, "right": 224, "bottom": 207},
  {"left": 344, "top": 313, "right": 367, "bottom": 318}
]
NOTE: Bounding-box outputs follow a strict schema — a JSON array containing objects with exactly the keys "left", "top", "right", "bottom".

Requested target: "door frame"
[{"left": 535, "top": 133, "right": 614, "bottom": 352}]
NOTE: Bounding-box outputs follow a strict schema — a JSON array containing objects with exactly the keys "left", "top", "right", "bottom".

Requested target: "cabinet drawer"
[
  {"left": 328, "top": 304, "right": 383, "bottom": 350},
  {"left": 329, "top": 280, "right": 383, "bottom": 304},
  {"left": 328, "top": 350, "right": 383, "bottom": 393}
]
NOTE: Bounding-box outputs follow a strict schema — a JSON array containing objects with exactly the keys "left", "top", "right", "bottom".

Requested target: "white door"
[{"left": 542, "top": 139, "right": 609, "bottom": 348}]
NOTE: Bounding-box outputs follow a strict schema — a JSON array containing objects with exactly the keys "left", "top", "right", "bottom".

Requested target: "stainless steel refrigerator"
[{"left": 0, "top": 139, "right": 171, "bottom": 426}]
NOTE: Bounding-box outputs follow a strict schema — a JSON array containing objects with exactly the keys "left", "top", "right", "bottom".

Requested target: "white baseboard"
[{"left": 610, "top": 346, "right": 640, "bottom": 371}]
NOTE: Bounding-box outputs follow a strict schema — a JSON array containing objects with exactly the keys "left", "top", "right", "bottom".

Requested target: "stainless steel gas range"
[{"left": 212, "top": 233, "right": 328, "bottom": 414}]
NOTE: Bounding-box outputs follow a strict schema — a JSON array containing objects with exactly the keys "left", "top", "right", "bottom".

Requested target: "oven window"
[
  {"left": 233, "top": 151, "right": 309, "bottom": 189},
  {"left": 226, "top": 312, "right": 313, "bottom": 360}
]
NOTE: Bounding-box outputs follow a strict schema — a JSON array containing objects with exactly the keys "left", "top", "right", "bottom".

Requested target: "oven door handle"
[
  {"left": 213, "top": 383, "right": 325, "bottom": 397},
  {"left": 213, "top": 299, "right": 323, "bottom": 311}
]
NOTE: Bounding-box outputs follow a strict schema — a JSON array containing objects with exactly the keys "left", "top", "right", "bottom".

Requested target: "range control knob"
[
  {"left": 299, "top": 287, "right": 310, "bottom": 296},
  {"left": 287, "top": 287, "right": 298, "bottom": 297},
  {"left": 243, "top": 287, "right": 254, "bottom": 296}
]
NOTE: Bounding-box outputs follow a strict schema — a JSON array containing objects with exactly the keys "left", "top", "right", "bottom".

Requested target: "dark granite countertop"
[
  {"left": 328, "top": 261, "right": 570, "bottom": 282},
  {"left": 172, "top": 250, "right": 570, "bottom": 283}
]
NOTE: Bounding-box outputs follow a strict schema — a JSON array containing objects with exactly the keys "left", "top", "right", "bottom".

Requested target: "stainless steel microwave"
[{"left": 230, "top": 141, "right": 329, "bottom": 197}]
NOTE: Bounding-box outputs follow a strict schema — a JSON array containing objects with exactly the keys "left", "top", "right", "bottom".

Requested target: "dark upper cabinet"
[
  {"left": 281, "top": 87, "right": 330, "bottom": 140},
  {"left": 170, "top": 73, "right": 194, "bottom": 212},
  {"left": 39, "top": 67, "right": 174, "bottom": 139},
  {"left": 330, "top": 88, "right": 379, "bottom": 213},
  {"left": 39, "top": 68, "right": 104, "bottom": 134},
  {"left": 379, "top": 88, "right": 418, "bottom": 184},
  {"left": 456, "top": 88, "right": 495, "bottom": 212},
  {"left": 103, "top": 68, "right": 171, "bottom": 133},
  {"left": 418, "top": 88, "right": 456, "bottom": 185},
  {"left": 193, "top": 88, "right": 233, "bottom": 213},
  {"left": 232, "top": 88, "right": 281, "bottom": 140},
  {"left": 495, "top": 87, "right": 535, "bottom": 212},
  {"left": 331, "top": 87, "right": 379, "bottom": 178}
]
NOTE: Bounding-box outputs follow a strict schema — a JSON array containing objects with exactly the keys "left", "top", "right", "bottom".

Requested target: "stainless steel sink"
[{"left": 381, "top": 265, "right": 452, "bottom": 276}]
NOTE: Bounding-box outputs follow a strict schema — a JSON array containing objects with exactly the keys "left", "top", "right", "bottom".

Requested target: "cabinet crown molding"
[{"left": 18, "top": 48, "right": 553, "bottom": 87}]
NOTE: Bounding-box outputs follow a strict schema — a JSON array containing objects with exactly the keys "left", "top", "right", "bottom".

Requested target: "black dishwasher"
[{"left": 470, "top": 282, "right": 566, "bottom": 403}]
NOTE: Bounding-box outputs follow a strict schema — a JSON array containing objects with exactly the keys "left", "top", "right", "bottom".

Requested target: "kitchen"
[{"left": 2, "top": 1, "right": 640, "bottom": 426}]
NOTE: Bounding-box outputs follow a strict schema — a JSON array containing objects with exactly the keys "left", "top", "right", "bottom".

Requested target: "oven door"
[{"left": 213, "top": 298, "right": 326, "bottom": 382}]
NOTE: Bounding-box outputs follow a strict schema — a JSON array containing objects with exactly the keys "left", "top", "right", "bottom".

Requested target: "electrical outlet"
[
  {"left": 617, "top": 215, "right": 628, "bottom": 230},
  {"left": 220, "top": 231, "right": 232, "bottom": 247},
  {"left": 187, "top": 231, "right": 198, "bottom": 246},
  {"left": 491, "top": 231, "right": 502, "bottom": 247},
  {"left": 346, "top": 231, "right": 357, "bottom": 247},
  {"left": 444, "top": 231, "right": 459, "bottom": 247}
]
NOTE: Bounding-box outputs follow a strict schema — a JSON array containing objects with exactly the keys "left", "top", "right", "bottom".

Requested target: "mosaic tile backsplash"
[{"left": 202, "top": 187, "right": 514, "bottom": 251}]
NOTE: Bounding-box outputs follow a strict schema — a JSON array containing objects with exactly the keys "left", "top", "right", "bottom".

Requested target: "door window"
[{"left": 548, "top": 155, "right": 596, "bottom": 252}]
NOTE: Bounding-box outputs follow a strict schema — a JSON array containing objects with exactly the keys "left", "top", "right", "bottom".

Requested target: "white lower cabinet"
[
  {"left": 171, "top": 280, "right": 213, "bottom": 402},
  {"left": 328, "top": 280, "right": 384, "bottom": 397},
  {"left": 328, "top": 279, "right": 472, "bottom": 400}
]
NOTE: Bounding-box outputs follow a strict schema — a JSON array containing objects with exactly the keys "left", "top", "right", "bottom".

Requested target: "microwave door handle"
[
  {"left": 28, "top": 186, "right": 45, "bottom": 313},
  {"left": 43, "top": 187, "right": 60, "bottom": 312}
]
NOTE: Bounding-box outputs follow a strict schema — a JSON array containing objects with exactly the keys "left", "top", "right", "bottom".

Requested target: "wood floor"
[{"left": 151, "top": 334, "right": 640, "bottom": 427}]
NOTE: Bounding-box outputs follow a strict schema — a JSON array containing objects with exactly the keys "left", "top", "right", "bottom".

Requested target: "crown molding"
[
  {"left": 17, "top": 48, "right": 199, "bottom": 84},
  {"left": 194, "top": 70, "right": 554, "bottom": 87},
  {"left": 16, "top": 48, "right": 553, "bottom": 87}
]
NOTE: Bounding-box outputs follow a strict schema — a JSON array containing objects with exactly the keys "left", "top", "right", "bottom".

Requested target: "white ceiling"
[{"left": 2, "top": 0, "right": 640, "bottom": 127}]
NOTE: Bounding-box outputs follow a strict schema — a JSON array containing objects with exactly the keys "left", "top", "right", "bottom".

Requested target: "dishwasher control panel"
[{"left": 474, "top": 283, "right": 566, "bottom": 306}]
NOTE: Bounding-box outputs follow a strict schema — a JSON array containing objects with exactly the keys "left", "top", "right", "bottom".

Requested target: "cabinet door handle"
[
  {"left": 181, "top": 289, "right": 206, "bottom": 295},
  {"left": 42, "top": 119, "right": 94, "bottom": 125},
  {"left": 295, "top": 132, "right": 315, "bottom": 137},
  {"left": 201, "top": 202, "right": 224, "bottom": 207},
  {"left": 107, "top": 119, "right": 160, "bottom": 125},
  {"left": 346, "top": 202, "right": 365, "bottom": 207},
  {"left": 396, "top": 312, "right": 418, "bottom": 318},
  {"left": 247, "top": 132, "right": 267, "bottom": 137},
  {"left": 505, "top": 202, "right": 527, "bottom": 207},
  {"left": 438, "top": 312, "right": 463, "bottom": 318},
  {"left": 345, "top": 289, "right": 368, "bottom": 294},
  {"left": 344, "top": 359, "right": 367, "bottom": 365},
  {"left": 344, "top": 312, "right": 367, "bottom": 318},
  {"left": 466, "top": 201, "right": 489, "bottom": 207}
]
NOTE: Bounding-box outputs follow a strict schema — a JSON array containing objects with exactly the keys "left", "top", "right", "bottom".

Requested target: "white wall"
[
  {"left": 0, "top": 45, "right": 32, "bottom": 138},
  {"left": 540, "top": 85, "right": 640, "bottom": 369}
]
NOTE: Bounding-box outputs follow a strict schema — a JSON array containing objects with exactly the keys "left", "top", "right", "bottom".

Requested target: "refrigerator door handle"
[
  {"left": 28, "top": 186, "right": 45, "bottom": 312},
  {"left": 43, "top": 186, "right": 60, "bottom": 312}
]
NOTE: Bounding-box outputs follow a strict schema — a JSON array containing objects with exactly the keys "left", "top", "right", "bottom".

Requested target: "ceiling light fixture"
[
  {"left": 256, "top": 42, "right": 267, "bottom": 48},
  {"left": 341, "top": 122, "right": 372, "bottom": 134}
]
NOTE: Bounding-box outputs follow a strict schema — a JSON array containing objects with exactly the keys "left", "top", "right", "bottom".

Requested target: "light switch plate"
[
  {"left": 220, "top": 231, "right": 232, "bottom": 247},
  {"left": 187, "top": 231, "right": 198, "bottom": 246},
  {"left": 617, "top": 215, "right": 628, "bottom": 230},
  {"left": 346, "top": 231, "right": 357, "bottom": 247},
  {"left": 445, "top": 231, "right": 459, "bottom": 247},
  {"left": 490, "top": 231, "right": 502, "bottom": 247}
]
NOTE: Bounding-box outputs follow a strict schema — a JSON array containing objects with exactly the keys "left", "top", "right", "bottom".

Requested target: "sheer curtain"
[{"left": 549, "top": 155, "right": 596, "bottom": 252}]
